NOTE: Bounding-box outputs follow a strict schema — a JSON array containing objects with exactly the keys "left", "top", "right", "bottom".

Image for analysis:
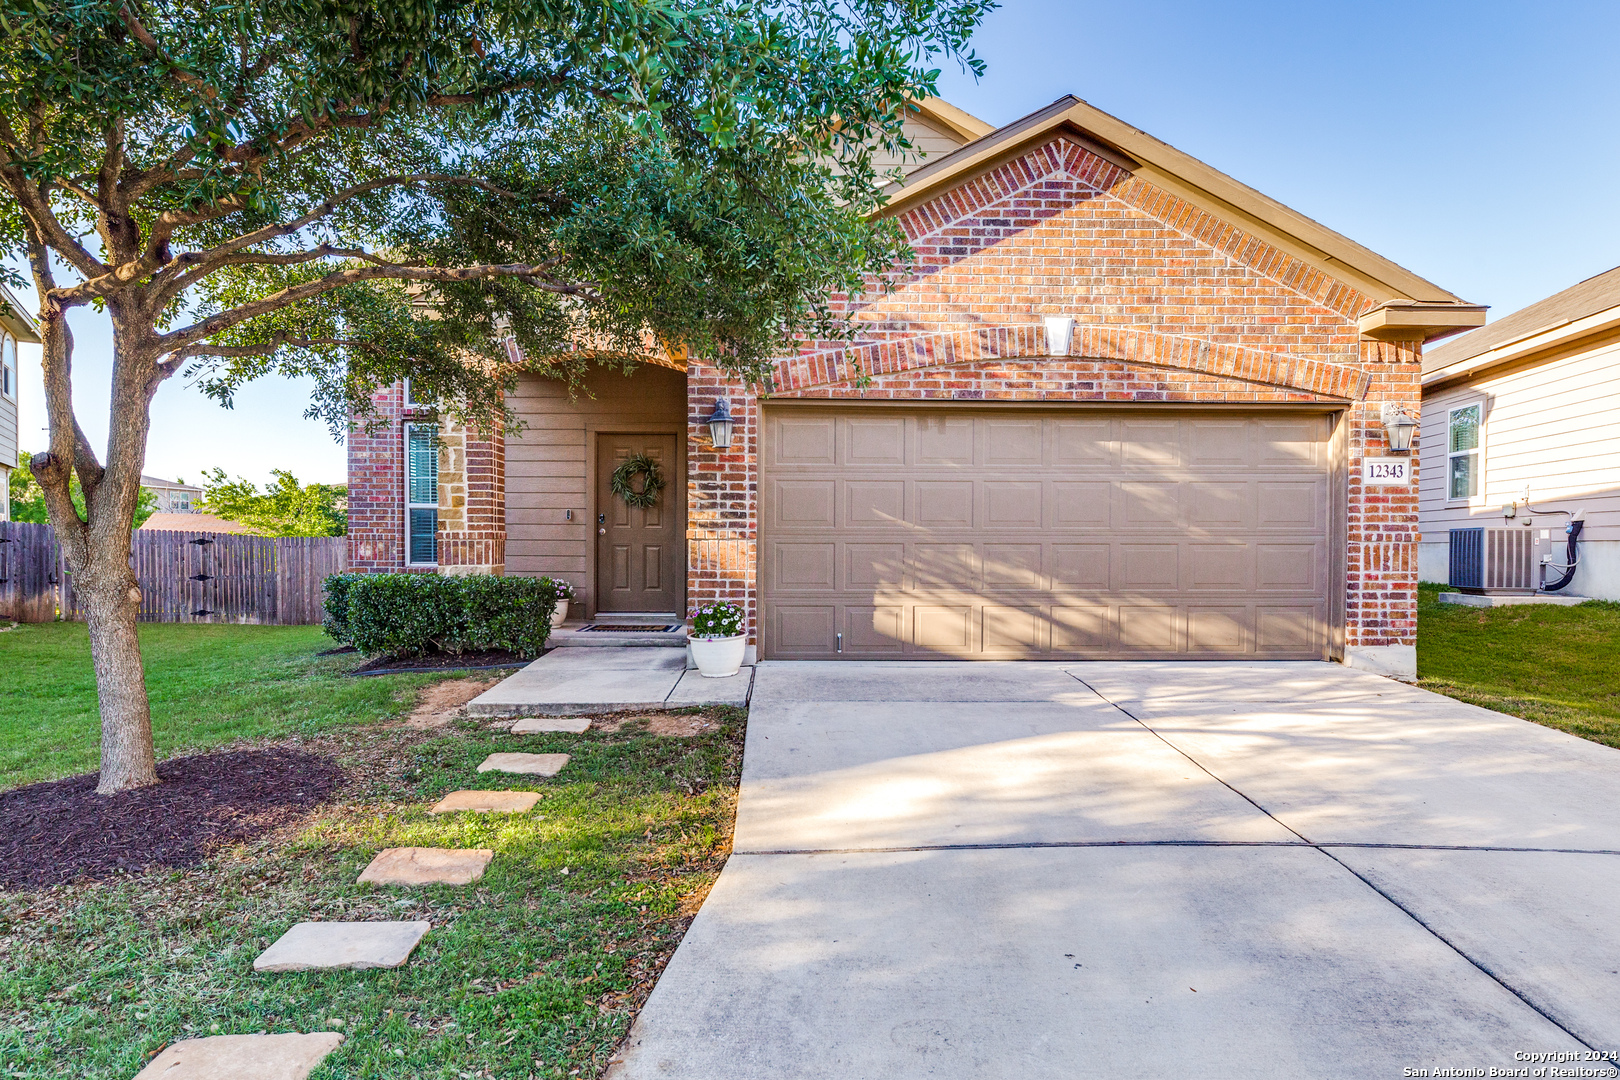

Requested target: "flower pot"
[
  {"left": 690, "top": 634, "right": 746, "bottom": 678},
  {"left": 549, "top": 599, "right": 570, "bottom": 632}
]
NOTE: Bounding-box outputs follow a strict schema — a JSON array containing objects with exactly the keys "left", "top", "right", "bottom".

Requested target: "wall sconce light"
[
  {"left": 704, "top": 398, "right": 736, "bottom": 450},
  {"left": 1380, "top": 403, "right": 1417, "bottom": 454}
]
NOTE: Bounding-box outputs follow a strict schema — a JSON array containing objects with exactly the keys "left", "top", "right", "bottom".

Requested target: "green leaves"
[{"left": 197, "top": 467, "right": 347, "bottom": 536}]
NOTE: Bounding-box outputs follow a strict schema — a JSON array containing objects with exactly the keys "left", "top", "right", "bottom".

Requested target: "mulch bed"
[
  {"left": 351, "top": 647, "right": 536, "bottom": 674},
  {"left": 0, "top": 748, "right": 345, "bottom": 890}
]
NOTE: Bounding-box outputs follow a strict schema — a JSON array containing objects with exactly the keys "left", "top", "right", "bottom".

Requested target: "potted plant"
[
  {"left": 544, "top": 578, "right": 574, "bottom": 631},
  {"left": 689, "top": 602, "right": 746, "bottom": 678}
]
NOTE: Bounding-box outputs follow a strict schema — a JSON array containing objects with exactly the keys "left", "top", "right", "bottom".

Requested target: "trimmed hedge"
[{"left": 321, "top": 572, "right": 561, "bottom": 658}]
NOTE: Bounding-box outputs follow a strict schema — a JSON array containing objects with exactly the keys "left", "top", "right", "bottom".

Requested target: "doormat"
[{"left": 577, "top": 624, "right": 684, "bottom": 633}]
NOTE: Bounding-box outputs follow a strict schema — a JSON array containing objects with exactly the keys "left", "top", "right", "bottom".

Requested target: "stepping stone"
[
  {"left": 429, "top": 790, "right": 542, "bottom": 814},
  {"left": 134, "top": 1032, "right": 344, "bottom": 1079},
  {"left": 478, "top": 752, "right": 570, "bottom": 777},
  {"left": 253, "top": 921, "right": 430, "bottom": 972},
  {"left": 358, "top": 847, "right": 494, "bottom": 886},
  {"left": 512, "top": 716, "right": 592, "bottom": 734}
]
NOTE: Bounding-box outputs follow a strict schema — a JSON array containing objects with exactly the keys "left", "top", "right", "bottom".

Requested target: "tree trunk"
[{"left": 80, "top": 560, "right": 158, "bottom": 794}]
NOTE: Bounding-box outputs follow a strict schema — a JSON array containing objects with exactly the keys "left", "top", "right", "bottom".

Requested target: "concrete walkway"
[
  {"left": 608, "top": 661, "right": 1620, "bottom": 1078},
  {"left": 466, "top": 648, "right": 754, "bottom": 717}
]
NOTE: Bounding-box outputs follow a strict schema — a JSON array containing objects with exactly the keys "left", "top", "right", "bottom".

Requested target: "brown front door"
[{"left": 596, "top": 434, "right": 682, "bottom": 614}]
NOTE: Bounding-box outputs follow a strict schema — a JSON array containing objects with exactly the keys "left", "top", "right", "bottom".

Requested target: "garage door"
[{"left": 759, "top": 407, "right": 1334, "bottom": 660}]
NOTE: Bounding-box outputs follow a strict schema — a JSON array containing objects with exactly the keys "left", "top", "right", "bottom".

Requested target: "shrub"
[
  {"left": 691, "top": 601, "right": 744, "bottom": 639},
  {"left": 321, "top": 573, "right": 558, "bottom": 658}
]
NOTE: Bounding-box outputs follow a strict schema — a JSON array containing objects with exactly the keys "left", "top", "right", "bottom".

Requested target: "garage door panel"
[
  {"left": 1120, "top": 544, "right": 1179, "bottom": 589},
  {"left": 984, "top": 482, "right": 1043, "bottom": 529},
  {"left": 1257, "top": 481, "right": 1322, "bottom": 529},
  {"left": 983, "top": 605, "right": 1044, "bottom": 652},
  {"left": 1053, "top": 483, "right": 1112, "bottom": 527},
  {"left": 983, "top": 544, "right": 1043, "bottom": 588},
  {"left": 917, "top": 417, "right": 975, "bottom": 464},
  {"left": 1053, "top": 419, "right": 1114, "bottom": 465},
  {"left": 846, "top": 481, "right": 906, "bottom": 526},
  {"left": 773, "top": 480, "right": 836, "bottom": 527},
  {"left": 1120, "top": 421, "right": 1183, "bottom": 467},
  {"left": 773, "top": 606, "right": 837, "bottom": 656},
  {"left": 761, "top": 409, "right": 1333, "bottom": 660},
  {"left": 1052, "top": 544, "right": 1110, "bottom": 588},
  {"left": 1187, "top": 607, "right": 1250, "bottom": 653},
  {"left": 914, "top": 544, "right": 979, "bottom": 587},
  {"left": 846, "top": 544, "right": 905, "bottom": 588},
  {"left": 1119, "top": 482, "right": 1181, "bottom": 526},
  {"left": 985, "top": 418, "right": 1044, "bottom": 465},
  {"left": 846, "top": 606, "right": 905, "bottom": 653},
  {"left": 915, "top": 606, "right": 973, "bottom": 650},
  {"left": 773, "top": 543, "right": 837, "bottom": 590},
  {"left": 916, "top": 482, "right": 974, "bottom": 527},
  {"left": 773, "top": 416, "right": 836, "bottom": 465},
  {"left": 846, "top": 417, "right": 906, "bottom": 465}
]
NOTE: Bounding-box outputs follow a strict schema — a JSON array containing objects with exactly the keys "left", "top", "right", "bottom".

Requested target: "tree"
[
  {"left": 199, "top": 468, "right": 345, "bottom": 537},
  {"left": 0, "top": 0, "right": 991, "bottom": 792},
  {"left": 11, "top": 450, "right": 157, "bottom": 527}
]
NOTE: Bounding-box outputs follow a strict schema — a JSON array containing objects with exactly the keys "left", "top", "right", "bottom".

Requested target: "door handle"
[{"left": 599, "top": 528, "right": 607, "bottom": 535}]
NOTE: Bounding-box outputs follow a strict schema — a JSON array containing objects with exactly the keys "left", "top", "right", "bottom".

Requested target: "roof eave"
[{"left": 0, "top": 283, "right": 40, "bottom": 344}]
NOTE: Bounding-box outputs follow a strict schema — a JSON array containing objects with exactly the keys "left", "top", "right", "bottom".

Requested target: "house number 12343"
[{"left": 1363, "top": 457, "right": 1410, "bottom": 486}]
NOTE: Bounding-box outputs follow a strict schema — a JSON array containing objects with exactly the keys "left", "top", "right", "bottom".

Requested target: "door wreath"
[{"left": 610, "top": 453, "right": 665, "bottom": 509}]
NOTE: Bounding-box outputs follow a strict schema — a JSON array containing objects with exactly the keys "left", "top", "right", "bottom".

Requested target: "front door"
[{"left": 596, "top": 434, "right": 682, "bottom": 614}]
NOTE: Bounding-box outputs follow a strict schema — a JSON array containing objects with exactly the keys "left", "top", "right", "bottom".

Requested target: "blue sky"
[{"left": 13, "top": 0, "right": 1620, "bottom": 485}]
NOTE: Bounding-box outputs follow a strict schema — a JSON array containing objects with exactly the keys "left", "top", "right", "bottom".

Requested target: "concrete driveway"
[{"left": 608, "top": 662, "right": 1620, "bottom": 1078}]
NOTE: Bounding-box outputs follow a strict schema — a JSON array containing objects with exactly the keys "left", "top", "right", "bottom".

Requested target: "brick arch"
[{"left": 771, "top": 323, "right": 1370, "bottom": 401}]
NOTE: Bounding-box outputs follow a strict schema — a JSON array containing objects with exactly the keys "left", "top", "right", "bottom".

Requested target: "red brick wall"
[
  {"left": 683, "top": 132, "right": 1422, "bottom": 654},
  {"left": 347, "top": 383, "right": 410, "bottom": 573}
]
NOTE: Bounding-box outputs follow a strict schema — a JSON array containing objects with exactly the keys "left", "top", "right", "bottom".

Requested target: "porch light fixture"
[
  {"left": 1380, "top": 404, "right": 1418, "bottom": 454},
  {"left": 704, "top": 398, "right": 736, "bottom": 450}
]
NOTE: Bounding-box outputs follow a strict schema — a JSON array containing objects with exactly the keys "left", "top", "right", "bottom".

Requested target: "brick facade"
[
  {"left": 683, "top": 132, "right": 1422, "bottom": 658},
  {"left": 346, "top": 384, "right": 506, "bottom": 575},
  {"left": 350, "top": 128, "right": 1427, "bottom": 667}
]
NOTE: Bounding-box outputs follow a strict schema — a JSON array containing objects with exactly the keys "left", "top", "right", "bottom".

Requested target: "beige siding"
[
  {"left": 866, "top": 113, "right": 973, "bottom": 180},
  {"left": 504, "top": 363, "right": 687, "bottom": 615},
  {"left": 0, "top": 392, "right": 16, "bottom": 469},
  {"left": 1420, "top": 340, "right": 1620, "bottom": 545}
]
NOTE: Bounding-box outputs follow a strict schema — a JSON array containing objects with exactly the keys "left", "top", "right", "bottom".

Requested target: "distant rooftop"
[{"left": 1424, "top": 264, "right": 1620, "bottom": 376}]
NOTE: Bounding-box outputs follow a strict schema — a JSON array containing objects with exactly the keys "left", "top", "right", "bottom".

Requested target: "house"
[
  {"left": 139, "top": 512, "right": 253, "bottom": 534},
  {"left": 347, "top": 95, "right": 1486, "bottom": 679},
  {"left": 0, "top": 282, "right": 40, "bottom": 521},
  {"left": 140, "top": 474, "right": 204, "bottom": 514},
  {"left": 1418, "top": 266, "right": 1620, "bottom": 599}
]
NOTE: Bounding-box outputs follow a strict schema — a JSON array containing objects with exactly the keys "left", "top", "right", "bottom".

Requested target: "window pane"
[
  {"left": 1448, "top": 452, "right": 1477, "bottom": 500},
  {"left": 1448, "top": 405, "right": 1479, "bottom": 453},
  {"left": 406, "top": 425, "right": 438, "bottom": 504},
  {"left": 408, "top": 507, "right": 438, "bottom": 564}
]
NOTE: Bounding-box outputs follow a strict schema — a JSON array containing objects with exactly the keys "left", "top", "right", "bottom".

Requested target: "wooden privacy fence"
[{"left": 0, "top": 521, "right": 346, "bottom": 625}]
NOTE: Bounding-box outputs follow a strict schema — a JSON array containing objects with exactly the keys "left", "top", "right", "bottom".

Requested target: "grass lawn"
[
  {"left": 1417, "top": 583, "right": 1620, "bottom": 748},
  {"left": 0, "top": 622, "right": 451, "bottom": 787},
  {"left": 0, "top": 707, "right": 744, "bottom": 1079}
]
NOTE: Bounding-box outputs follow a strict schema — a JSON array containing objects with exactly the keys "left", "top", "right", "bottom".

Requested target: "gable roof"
[
  {"left": 880, "top": 95, "right": 1481, "bottom": 324},
  {"left": 1421, "top": 264, "right": 1620, "bottom": 381},
  {"left": 0, "top": 282, "right": 39, "bottom": 344}
]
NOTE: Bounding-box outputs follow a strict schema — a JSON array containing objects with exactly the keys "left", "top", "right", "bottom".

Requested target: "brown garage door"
[{"left": 759, "top": 407, "right": 1334, "bottom": 660}]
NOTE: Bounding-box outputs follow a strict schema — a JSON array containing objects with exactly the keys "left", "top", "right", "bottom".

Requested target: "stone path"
[
  {"left": 358, "top": 847, "right": 494, "bottom": 886},
  {"left": 429, "top": 790, "right": 542, "bottom": 813},
  {"left": 513, "top": 716, "right": 592, "bottom": 734},
  {"left": 477, "top": 752, "right": 570, "bottom": 776},
  {"left": 253, "top": 921, "right": 431, "bottom": 972},
  {"left": 133, "top": 1032, "right": 344, "bottom": 1079}
]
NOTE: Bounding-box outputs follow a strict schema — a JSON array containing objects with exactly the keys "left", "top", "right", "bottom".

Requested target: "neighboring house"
[
  {"left": 1419, "top": 266, "right": 1620, "bottom": 598},
  {"left": 141, "top": 474, "right": 204, "bottom": 514},
  {"left": 347, "top": 95, "right": 1485, "bottom": 678},
  {"left": 0, "top": 282, "right": 41, "bottom": 521},
  {"left": 140, "top": 512, "right": 253, "bottom": 534}
]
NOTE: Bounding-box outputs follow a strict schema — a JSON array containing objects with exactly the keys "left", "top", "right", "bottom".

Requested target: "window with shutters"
[{"left": 405, "top": 422, "right": 439, "bottom": 565}]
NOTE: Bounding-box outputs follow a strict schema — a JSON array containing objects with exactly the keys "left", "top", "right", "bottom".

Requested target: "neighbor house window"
[
  {"left": 405, "top": 422, "right": 439, "bottom": 565},
  {"left": 1, "top": 332, "right": 15, "bottom": 400},
  {"left": 1447, "top": 402, "right": 1482, "bottom": 501}
]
